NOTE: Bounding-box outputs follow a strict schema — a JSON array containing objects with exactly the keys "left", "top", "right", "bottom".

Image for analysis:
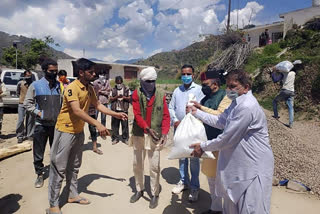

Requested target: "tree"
[
  {"left": 1, "top": 47, "right": 24, "bottom": 68},
  {"left": 1, "top": 35, "right": 59, "bottom": 69}
]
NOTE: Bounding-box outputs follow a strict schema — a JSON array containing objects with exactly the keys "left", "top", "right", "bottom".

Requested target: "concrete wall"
[
  {"left": 243, "top": 23, "right": 283, "bottom": 48},
  {"left": 109, "top": 64, "right": 124, "bottom": 79},
  {"left": 282, "top": 6, "right": 320, "bottom": 37},
  {"left": 57, "top": 59, "right": 148, "bottom": 80}
]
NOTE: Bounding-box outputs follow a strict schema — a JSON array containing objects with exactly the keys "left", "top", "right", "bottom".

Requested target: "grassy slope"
[{"left": 247, "top": 27, "right": 320, "bottom": 120}]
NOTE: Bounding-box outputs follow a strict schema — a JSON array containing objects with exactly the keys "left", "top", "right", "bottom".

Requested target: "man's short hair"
[
  {"left": 115, "top": 76, "right": 123, "bottom": 83},
  {"left": 23, "top": 70, "right": 32, "bottom": 76},
  {"left": 76, "top": 58, "right": 96, "bottom": 72},
  {"left": 181, "top": 64, "right": 194, "bottom": 73},
  {"left": 58, "top": 69, "right": 67, "bottom": 76},
  {"left": 226, "top": 70, "right": 252, "bottom": 89},
  {"left": 41, "top": 58, "right": 57, "bottom": 71}
]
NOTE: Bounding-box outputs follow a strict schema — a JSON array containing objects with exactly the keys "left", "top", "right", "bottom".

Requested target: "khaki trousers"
[{"left": 131, "top": 135, "right": 161, "bottom": 196}]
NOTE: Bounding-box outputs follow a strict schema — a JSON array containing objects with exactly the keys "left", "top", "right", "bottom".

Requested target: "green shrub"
[
  {"left": 127, "top": 79, "right": 139, "bottom": 91},
  {"left": 311, "top": 71, "right": 320, "bottom": 102},
  {"left": 262, "top": 43, "right": 282, "bottom": 55}
]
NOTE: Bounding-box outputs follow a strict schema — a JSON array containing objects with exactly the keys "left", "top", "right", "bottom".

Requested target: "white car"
[{"left": 1, "top": 69, "right": 39, "bottom": 108}]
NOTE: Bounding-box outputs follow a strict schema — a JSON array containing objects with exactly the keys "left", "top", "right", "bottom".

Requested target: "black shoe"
[
  {"left": 34, "top": 175, "right": 44, "bottom": 188},
  {"left": 17, "top": 138, "right": 23, "bottom": 144},
  {"left": 130, "top": 191, "right": 143, "bottom": 203},
  {"left": 201, "top": 210, "right": 222, "bottom": 214},
  {"left": 149, "top": 196, "right": 159, "bottom": 209}
]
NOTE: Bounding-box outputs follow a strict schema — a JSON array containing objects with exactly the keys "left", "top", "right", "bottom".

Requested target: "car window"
[
  {"left": 67, "top": 77, "right": 76, "bottom": 83},
  {"left": 3, "top": 72, "right": 36, "bottom": 85}
]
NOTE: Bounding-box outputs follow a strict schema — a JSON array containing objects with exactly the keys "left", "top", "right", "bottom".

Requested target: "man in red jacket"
[{"left": 129, "top": 67, "right": 170, "bottom": 209}]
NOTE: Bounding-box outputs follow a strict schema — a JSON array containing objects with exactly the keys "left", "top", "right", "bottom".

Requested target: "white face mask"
[
  {"left": 116, "top": 84, "right": 122, "bottom": 89},
  {"left": 226, "top": 89, "right": 239, "bottom": 100}
]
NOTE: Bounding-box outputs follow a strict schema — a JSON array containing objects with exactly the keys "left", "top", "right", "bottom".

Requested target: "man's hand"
[
  {"left": 115, "top": 112, "right": 128, "bottom": 120},
  {"left": 159, "top": 134, "right": 168, "bottom": 146},
  {"left": 190, "top": 101, "right": 201, "bottom": 109},
  {"left": 146, "top": 128, "right": 160, "bottom": 141},
  {"left": 96, "top": 124, "right": 110, "bottom": 139},
  {"left": 173, "top": 121, "right": 180, "bottom": 129},
  {"left": 189, "top": 143, "right": 204, "bottom": 158},
  {"left": 186, "top": 105, "right": 198, "bottom": 115},
  {"left": 37, "top": 112, "right": 42, "bottom": 118}
]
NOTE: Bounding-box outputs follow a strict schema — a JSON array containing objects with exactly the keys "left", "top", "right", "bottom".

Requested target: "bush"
[
  {"left": 127, "top": 79, "right": 139, "bottom": 91},
  {"left": 262, "top": 43, "right": 282, "bottom": 55},
  {"left": 311, "top": 71, "right": 320, "bottom": 102}
]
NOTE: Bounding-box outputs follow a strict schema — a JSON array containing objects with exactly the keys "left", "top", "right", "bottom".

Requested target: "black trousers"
[
  {"left": 33, "top": 125, "right": 55, "bottom": 175},
  {"left": 111, "top": 111, "right": 129, "bottom": 142},
  {"left": 88, "top": 114, "right": 98, "bottom": 142}
]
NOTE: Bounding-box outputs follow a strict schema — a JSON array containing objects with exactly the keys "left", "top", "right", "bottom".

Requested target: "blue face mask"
[
  {"left": 181, "top": 75, "right": 193, "bottom": 84},
  {"left": 226, "top": 89, "right": 239, "bottom": 100}
]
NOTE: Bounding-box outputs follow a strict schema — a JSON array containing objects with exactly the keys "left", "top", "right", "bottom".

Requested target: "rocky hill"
[
  {"left": 136, "top": 35, "right": 221, "bottom": 78},
  {"left": 0, "top": 31, "right": 73, "bottom": 60}
]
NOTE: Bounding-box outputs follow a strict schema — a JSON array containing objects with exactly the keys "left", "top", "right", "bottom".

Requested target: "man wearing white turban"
[{"left": 129, "top": 67, "right": 170, "bottom": 209}]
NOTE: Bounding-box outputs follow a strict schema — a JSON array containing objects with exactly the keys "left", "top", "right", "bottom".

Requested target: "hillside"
[
  {"left": 248, "top": 18, "right": 320, "bottom": 120},
  {"left": 0, "top": 31, "right": 73, "bottom": 60},
  {"left": 136, "top": 35, "right": 220, "bottom": 78}
]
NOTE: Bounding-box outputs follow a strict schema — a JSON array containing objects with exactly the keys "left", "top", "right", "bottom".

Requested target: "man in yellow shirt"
[{"left": 47, "top": 58, "right": 127, "bottom": 214}]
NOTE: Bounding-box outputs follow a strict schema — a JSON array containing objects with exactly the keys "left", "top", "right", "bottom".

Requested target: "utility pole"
[
  {"left": 237, "top": 0, "right": 239, "bottom": 30},
  {"left": 13, "top": 40, "right": 21, "bottom": 69},
  {"left": 227, "top": 0, "right": 232, "bottom": 33}
]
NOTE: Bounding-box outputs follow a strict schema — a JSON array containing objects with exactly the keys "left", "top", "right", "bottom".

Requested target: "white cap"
[{"left": 140, "top": 67, "right": 157, "bottom": 81}]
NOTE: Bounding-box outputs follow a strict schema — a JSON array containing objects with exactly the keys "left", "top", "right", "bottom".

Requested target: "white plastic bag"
[
  {"left": 275, "top": 61, "right": 293, "bottom": 72},
  {"left": 168, "top": 113, "right": 215, "bottom": 160}
]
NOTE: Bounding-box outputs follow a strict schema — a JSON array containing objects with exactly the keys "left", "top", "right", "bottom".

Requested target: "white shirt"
[
  {"left": 169, "top": 82, "right": 204, "bottom": 124},
  {"left": 195, "top": 91, "right": 274, "bottom": 207},
  {"left": 282, "top": 71, "right": 295, "bottom": 92}
]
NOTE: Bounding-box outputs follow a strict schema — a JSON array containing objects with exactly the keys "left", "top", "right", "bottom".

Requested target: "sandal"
[
  {"left": 68, "top": 197, "right": 91, "bottom": 205},
  {"left": 93, "top": 149, "right": 103, "bottom": 155}
]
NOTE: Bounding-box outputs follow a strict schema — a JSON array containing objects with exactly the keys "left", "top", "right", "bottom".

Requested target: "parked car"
[
  {"left": 1, "top": 69, "right": 39, "bottom": 108},
  {"left": 67, "top": 76, "right": 76, "bottom": 83}
]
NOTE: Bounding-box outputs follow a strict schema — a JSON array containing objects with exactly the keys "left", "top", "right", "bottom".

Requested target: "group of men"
[
  {"left": 128, "top": 64, "right": 275, "bottom": 214},
  {"left": 11, "top": 58, "right": 282, "bottom": 214}
]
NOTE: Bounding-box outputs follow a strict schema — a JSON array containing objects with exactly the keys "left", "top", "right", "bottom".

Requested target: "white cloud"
[
  {"left": 154, "top": 0, "right": 221, "bottom": 50},
  {"left": 219, "top": 1, "right": 264, "bottom": 31},
  {"left": 149, "top": 48, "right": 163, "bottom": 57},
  {"left": 0, "top": 0, "right": 265, "bottom": 62},
  {"left": 103, "top": 55, "right": 117, "bottom": 62}
]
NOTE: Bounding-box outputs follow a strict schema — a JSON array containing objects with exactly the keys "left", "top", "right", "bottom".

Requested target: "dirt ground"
[{"left": 0, "top": 109, "right": 320, "bottom": 214}]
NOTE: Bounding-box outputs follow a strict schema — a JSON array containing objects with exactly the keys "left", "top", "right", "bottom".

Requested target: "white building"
[
  {"left": 242, "top": 0, "right": 320, "bottom": 48},
  {"left": 280, "top": 0, "right": 320, "bottom": 37},
  {"left": 57, "top": 59, "right": 151, "bottom": 80},
  {"left": 242, "top": 22, "right": 284, "bottom": 48}
]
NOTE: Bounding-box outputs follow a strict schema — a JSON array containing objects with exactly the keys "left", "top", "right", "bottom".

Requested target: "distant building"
[
  {"left": 280, "top": 0, "right": 320, "bottom": 37},
  {"left": 242, "top": 0, "right": 320, "bottom": 48},
  {"left": 57, "top": 59, "right": 151, "bottom": 80},
  {"left": 242, "top": 22, "right": 284, "bottom": 48}
]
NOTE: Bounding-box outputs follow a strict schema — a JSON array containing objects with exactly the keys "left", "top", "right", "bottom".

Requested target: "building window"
[{"left": 124, "top": 66, "right": 138, "bottom": 79}]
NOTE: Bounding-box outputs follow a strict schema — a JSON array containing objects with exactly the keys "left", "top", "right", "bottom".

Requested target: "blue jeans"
[
  {"left": 273, "top": 89, "right": 294, "bottom": 125},
  {"left": 179, "top": 157, "right": 200, "bottom": 190}
]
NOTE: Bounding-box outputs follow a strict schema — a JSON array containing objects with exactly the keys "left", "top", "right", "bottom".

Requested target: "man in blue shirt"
[
  {"left": 24, "top": 58, "right": 62, "bottom": 188},
  {"left": 169, "top": 64, "right": 204, "bottom": 202}
]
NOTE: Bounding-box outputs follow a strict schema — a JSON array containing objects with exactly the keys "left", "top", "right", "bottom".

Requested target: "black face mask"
[
  {"left": 140, "top": 80, "right": 156, "bottom": 99},
  {"left": 201, "top": 85, "right": 212, "bottom": 96},
  {"left": 45, "top": 72, "right": 57, "bottom": 80}
]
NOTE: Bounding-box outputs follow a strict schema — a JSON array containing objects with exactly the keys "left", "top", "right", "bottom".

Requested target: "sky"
[{"left": 0, "top": 0, "right": 312, "bottom": 62}]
